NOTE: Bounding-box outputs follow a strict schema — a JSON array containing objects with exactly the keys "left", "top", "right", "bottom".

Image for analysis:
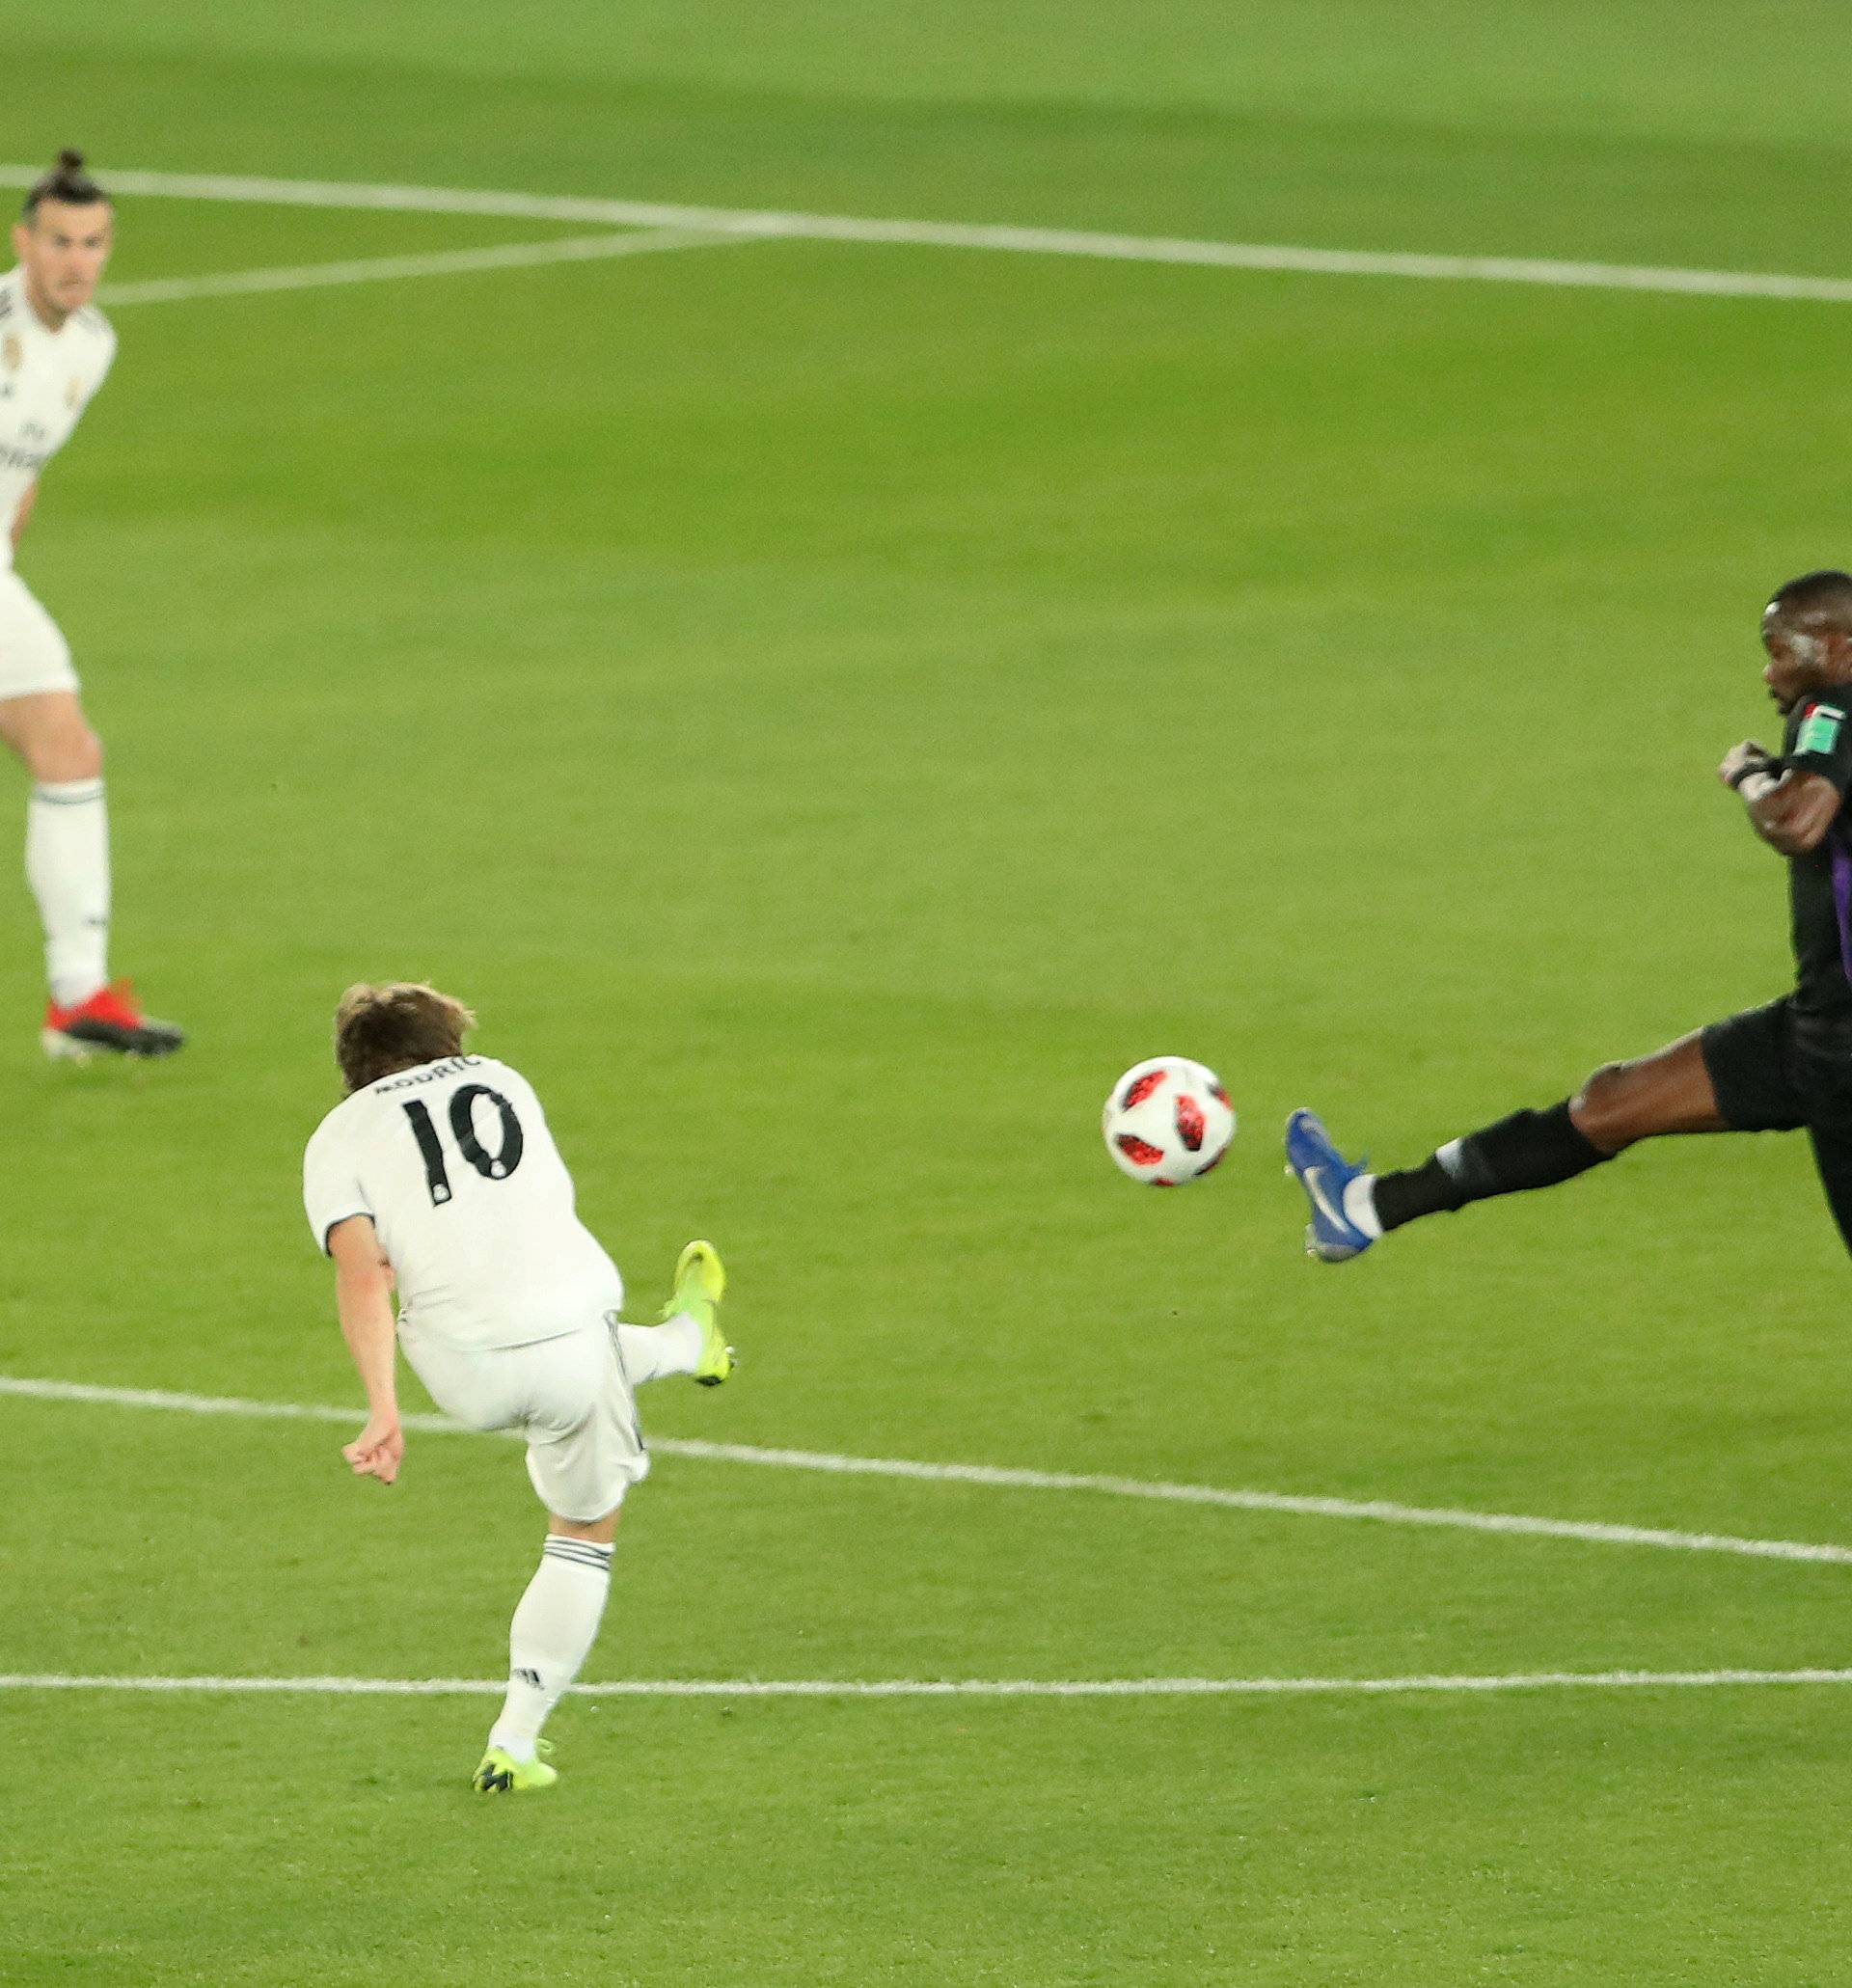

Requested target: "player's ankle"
[{"left": 1342, "top": 1173, "right": 1383, "bottom": 1239}]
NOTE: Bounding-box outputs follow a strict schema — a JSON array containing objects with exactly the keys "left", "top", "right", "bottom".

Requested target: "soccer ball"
[{"left": 1103, "top": 1056, "right": 1236, "bottom": 1185}]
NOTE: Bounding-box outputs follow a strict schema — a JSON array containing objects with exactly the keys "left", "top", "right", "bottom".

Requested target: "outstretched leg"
[
  {"left": 1374, "top": 1031, "right": 1728, "bottom": 1233},
  {"left": 1291, "top": 1029, "right": 1747, "bottom": 1261}
]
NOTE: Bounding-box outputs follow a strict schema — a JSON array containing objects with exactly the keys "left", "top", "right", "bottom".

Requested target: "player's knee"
[
  {"left": 550, "top": 1508, "right": 621, "bottom": 1544},
  {"left": 1569, "top": 1062, "right": 1639, "bottom": 1151},
  {"left": 30, "top": 723, "right": 101, "bottom": 783}
]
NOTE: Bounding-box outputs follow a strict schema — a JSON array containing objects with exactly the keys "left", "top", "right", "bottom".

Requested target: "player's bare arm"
[
  {"left": 9, "top": 480, "right": 34, "bottom": 552},
  {"left": 1718, "top": 744, "right": 1841, "bottom": 856},
  {"left": 1741, "top": 768, "right": 1839, "bottom": 857},
  {"left": 328, "top": 1213, "right": 403, "bottom": 1484}
]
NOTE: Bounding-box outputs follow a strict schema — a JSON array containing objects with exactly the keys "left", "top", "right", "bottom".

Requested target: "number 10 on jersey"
[{"left": 400, "top": 1085, "right": 525, "bottom": 1206}]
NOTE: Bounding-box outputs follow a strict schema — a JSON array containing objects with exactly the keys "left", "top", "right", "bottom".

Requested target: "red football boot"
[{"left": 42, "top": 979, "right": 186, "bottom": 1060}]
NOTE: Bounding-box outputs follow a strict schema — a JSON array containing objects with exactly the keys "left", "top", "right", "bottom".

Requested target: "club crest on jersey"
[
  {"left": 2, "top": 336, "right": 20, "bottom": 373},
  {"left": 1798, "top": 704, "right": 1845, "bottom": 756}
]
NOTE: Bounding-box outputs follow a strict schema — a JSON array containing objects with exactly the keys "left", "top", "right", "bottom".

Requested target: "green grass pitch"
[{"left": 5, "top": 4, "right": 1852, "bottom": 1981}]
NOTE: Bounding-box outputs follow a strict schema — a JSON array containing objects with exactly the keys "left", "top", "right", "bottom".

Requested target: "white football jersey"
[
  {"left": 0, "top": 267, "right": 116, "bottom": 569},
  {"left": 303, "top": 1054, "right": 624, "bottom": 1353}
]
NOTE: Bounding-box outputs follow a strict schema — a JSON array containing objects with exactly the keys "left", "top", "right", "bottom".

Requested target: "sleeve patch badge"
[{"left": 1798, "top": 704, "right": 1845, "bottom": 756}]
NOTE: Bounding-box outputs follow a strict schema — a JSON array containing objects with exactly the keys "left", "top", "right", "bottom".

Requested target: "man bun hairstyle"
[
  {"left": 334, "top": 981, "right": 477, "bottom": 1093},
  {"left": 1768, "top": 570, "right": 1852, "bottom": 634},
  {"left": 21, "top": 150, "right": 108, "bottom": 219}
]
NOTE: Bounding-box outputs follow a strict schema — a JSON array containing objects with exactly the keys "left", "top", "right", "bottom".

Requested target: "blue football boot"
[{"left": 1284, "top": 1109, "right": 1375, "bottom": 1262}]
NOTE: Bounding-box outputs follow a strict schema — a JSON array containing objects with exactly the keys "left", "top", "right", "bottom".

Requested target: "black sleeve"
[{"left": 1785, "top": 699, "right": 1852, "bottom": 793}]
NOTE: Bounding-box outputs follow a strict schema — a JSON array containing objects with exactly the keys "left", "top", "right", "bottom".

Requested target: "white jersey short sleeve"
[
  {"left": 0, "top": 267, "right": 116, "bottom": 570},
  {"left": 302, "top": 1113, "right": 373, "bottom": 1247},
  {"left": 302, "top": 1054, "right": 624, "bottom": 1353}
]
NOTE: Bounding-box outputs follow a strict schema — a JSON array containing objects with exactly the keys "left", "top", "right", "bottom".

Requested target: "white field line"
[
  {"left": 4, "top": 1667, "right": 1852, "bottom": 1700},
  {"left": 7, "top": 1373, "right": 1851, "bottom": 1568},
  {"left": 6, "top": 164, "right": 1852, "bottom": 305},
  {"left": 98, "top": 227, "right": 741, "bottom": 307}
]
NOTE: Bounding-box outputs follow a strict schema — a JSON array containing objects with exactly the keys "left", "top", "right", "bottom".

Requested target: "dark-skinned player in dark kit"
[{"left": 1288, "top": 568, "right": 1852, "bottom": 1263}]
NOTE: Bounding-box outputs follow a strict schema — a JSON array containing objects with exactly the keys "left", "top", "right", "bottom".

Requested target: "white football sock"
[
  {"left": 614, "top": 1314, "right": 702, "bottom": 1384},
  {"left": 487, "top": 1535, "right": 613, "bottom": 1760},
  {"left": 1343, "top": 1173, "right": 1384, "bottom": 1239},
  {"left": 27, "top": 779, "right": 110, "bottom": 1007}
]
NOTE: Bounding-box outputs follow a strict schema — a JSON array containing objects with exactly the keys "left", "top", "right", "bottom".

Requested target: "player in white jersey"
[
  {"left": 4, "top": 151, "right": 182, "bottom": 1058},
  {"left": 303, "top": 982, "right": 734, "bottom": 1792}
]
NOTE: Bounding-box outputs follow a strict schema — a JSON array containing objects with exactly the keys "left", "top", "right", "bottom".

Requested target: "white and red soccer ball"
[{"left": 1103, "top": 1056, "right": 1236, "bottom": 1185}]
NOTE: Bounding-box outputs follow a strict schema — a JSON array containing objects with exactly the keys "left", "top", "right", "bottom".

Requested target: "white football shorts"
[
  {"left": 401, "top": 1317, "right": 649, "bottom": 1522},
  {"left": 0, "top": 571, "right": 79, "bottom": 700}
]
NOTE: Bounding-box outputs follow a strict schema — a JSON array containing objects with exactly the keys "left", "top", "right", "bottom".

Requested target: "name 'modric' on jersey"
[
  {"left": 302, "top": 1054, "right": 626, "bottom": 1355},
  {"left": 0, "top": 264, "right": 116, "bottom": 570}
]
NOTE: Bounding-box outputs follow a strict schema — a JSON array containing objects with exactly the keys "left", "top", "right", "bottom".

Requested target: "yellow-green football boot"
[
  {"left": 663, "top": 1239, "right": 733, "bottom": 1385},
  {"left": 472, "top": 1738, "right": 558, "bottom": 1793}
]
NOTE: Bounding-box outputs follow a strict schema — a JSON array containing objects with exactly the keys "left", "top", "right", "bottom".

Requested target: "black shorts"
[
  {"left": 1701, "top": 996, "right": 1852, "bottom": 1252},
  {"left": 1700, "top": 996, "right": 1852, "bottom": 1133}
]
